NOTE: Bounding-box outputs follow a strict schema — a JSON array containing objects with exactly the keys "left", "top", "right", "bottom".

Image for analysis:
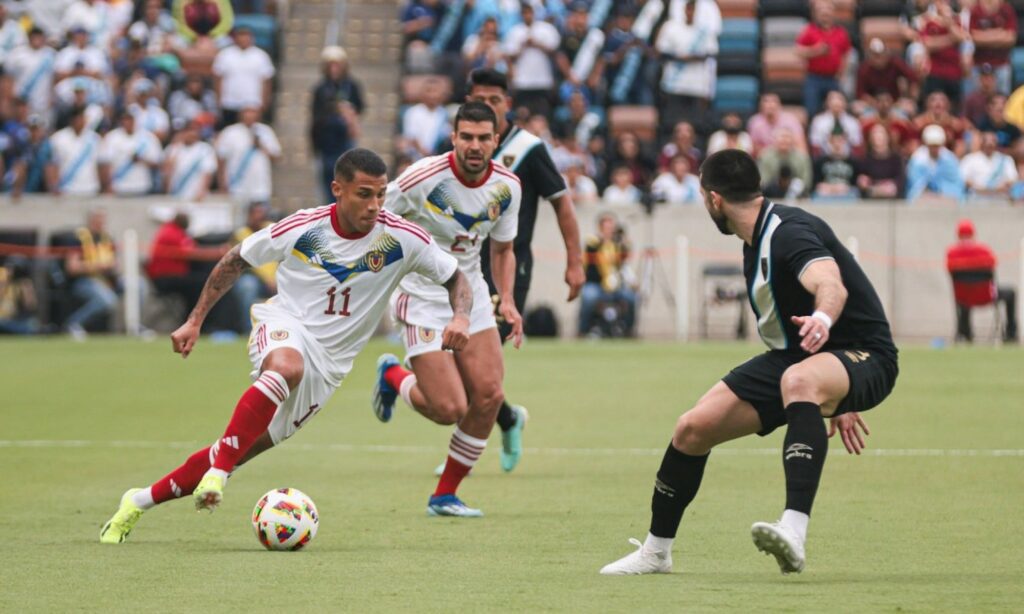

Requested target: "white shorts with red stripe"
[
  {"left": 390, "top": 283, "right": 496, "bottom": 359},
  {"left": 247, "top": 309, "right": 338, "bottom": 444}
]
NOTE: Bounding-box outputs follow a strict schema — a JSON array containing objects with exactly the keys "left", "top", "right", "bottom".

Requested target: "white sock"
[
  {"left": 399, "top": 374, "right": 417, "bottom": 408},
  {"left": 131, "top": 487, "right": 155, "bottom": 510},
  {"left": 781, "top": 509, "right": 809, "bottom": 542},
  {"left": 447, "top": 427, "right": 487, "bottom": 468},
  {"left": 644, "top": 532, "right": 673, "bottom": 554}
]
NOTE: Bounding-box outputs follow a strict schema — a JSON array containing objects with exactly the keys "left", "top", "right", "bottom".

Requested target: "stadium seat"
[
  {"left": 713, "top": 76, "right": 759, "bottom": 115},
  {"left": 400, "top": 74, "right": 453, "bottom": 104},
  {"left": 858, "top": 0, "right": 902, "bottom": 17},
  {"left": 608, "top": 105, "right": 659, "bottom": 142},
  {"left": 860, "top": 17, "right": 904, "bottom": 53},
  {"left": 717, "top": 50, "right": 761, "bottom": 76},
  {"left": 1011, "top": 48, "right": 1024, "bottom": 88},
  {"left": 233, "top": 14, "right": 279, "bottom": 59},
  {"left": 833, "top": 0, "right": 857, "bottom": 22},
  {"left": 762, "top": 17, "right": 808, "bottom": 48},
  {"left": 761, "top": 47, "right": 806, "bottom": 82},
  {"left": 764, "top": 81, "right": 803, "bottom": 106},
  {"left": 759, "top": 0, "right": 809, "bottom": 18},
  {"left": 719, "top": 18, "right": 760, "bottom": 53},
  {"left": 718, "top": 0, "right": 758, "bottom": 18}
]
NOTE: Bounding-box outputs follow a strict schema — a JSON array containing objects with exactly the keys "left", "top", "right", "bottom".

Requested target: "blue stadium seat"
[
  {"left": 713, "top": 76, "right": 759, "bottom": 114},
  {"left": 1012, "top": 47, "right": 1024, "bottom": 88},
  {"left": 719, "top": 18, "right": 760, "bottom": 54},
  {"left": 233, "top": 14, "right": 278, "bottom": 58}
]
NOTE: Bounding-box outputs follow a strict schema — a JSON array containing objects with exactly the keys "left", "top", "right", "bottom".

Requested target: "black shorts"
[{"left": 721, "top": 348, "right": 899, "bottom": 436}]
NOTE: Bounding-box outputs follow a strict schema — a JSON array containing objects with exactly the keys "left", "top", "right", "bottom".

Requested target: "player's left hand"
[
  {"left": 441, "top": 314, "right": 470, "bottom": 351},
  {"left": 791, "top": 315, "right": 830, "bottom": 353},
  {"left": 828, "top": 412, "right": 870, "bottom": 455},
  {"left": 499, "top": 301, "right": 524, "bottom": 348},
  {"left": 565, "top": 262, "right": 585, "bottom": 302}
]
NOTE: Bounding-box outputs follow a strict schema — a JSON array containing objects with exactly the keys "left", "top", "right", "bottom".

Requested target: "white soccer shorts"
[{"left": 391, "top": 283, "right": 496, "bottom": 359}]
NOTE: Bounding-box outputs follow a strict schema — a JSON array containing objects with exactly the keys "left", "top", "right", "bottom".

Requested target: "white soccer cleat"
[
  {"left": 751, "top": 521, "right": 806, "bottom": 574},
  {"left": 599, "top": 538, "right": 672, "bottom": 575}
]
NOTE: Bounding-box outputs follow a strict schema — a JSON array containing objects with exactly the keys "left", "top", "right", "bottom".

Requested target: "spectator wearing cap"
[
  {"left": 861, "top": 92, "right": 917, "bottom": 157},
  {"left": 907, "top": 124, "right": 965, "bottom": 200},
  {"left": 651, "top": 154, "right": 701, "bottom": 204},
  {"left": 0, "top": 3, "right": 27, "bottom": 65},
  {"left": 46, "top": 105, "right": 101, "bottom": 197},
  {"left": 975, "top": 94, "right": 1022, "bottom": 150},
  {"left": 757, "top": 127, "right": 812, "bottom": 198},
  {"left": 216, "top": 104, "right": 281, "bottom": 204},
  {"left": 503, "top": 2, "right": 561, "bottom": 119},
  {"left": 163, "top": 119, "right": 217, "bottom": 201},
  {"left": 747, "top": 93, "right": 807, "bottom": 157},
  {"left": 968, "top": 0, "right": 1017, "bottom": 96},
  {"left": 809, "top": 90, "right": 863, "bottom": 156},
  {"left": 917, "top": 0, "right": 967, "bottom": 109},
  {"left": 168, "top": 74, "right": 218, "bottom": 128},
  {"left": 855, "top": 124, "right": 905, "bottom": 199},
  {"left": 555, "top": 3, "right": 602, "bottom": 98},
  {"left": 213, "top": 25, "right": 275, "bottom": 126},
  {"left": 913, "top": 91, "right": 973, "bottom": 157},
  {"left": 795, "top": 0, "right": 851, "bottom": 115},
  {"left": 310, "top": 45, "right": 363, "bottom": 200},
  {"left": 128, "top": 79, "right": 171, "bottom": 143},
  {"left": 54, "top": 27, "right": 110, "bottom": 82},
  {"left": 655, "top": 0, "right": 717, "bottom": 137},
  {"left": 6, "top": 28, "right": 57, "bottom": 121},
  {"left": 960, "top": 131, "right": 1018, "bottom": 200},
  {"left": 99, "top": 112, "right": 162, "bottom": 196},
  {"left": 963, "top": 63, "right": 1000, "bottom": 126},
  {"left": 946, "top": 218, "right": 1018, "bottom": 342},
  {"left": 855, "top": 37, "right": 919, "bottom": 116}
]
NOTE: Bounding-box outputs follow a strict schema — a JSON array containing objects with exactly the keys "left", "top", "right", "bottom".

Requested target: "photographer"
[{"left": 578, "top": 214, "right": 637, "bottom": 337}]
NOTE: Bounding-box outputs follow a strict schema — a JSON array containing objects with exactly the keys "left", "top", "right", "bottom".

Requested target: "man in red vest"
[{"left": 945, "top": 218, "right": 1018, "bottom": 342}]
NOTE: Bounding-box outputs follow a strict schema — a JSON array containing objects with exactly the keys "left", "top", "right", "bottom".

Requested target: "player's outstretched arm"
[
  {"left": 550, "top": 193, "right": 585, "bottom": 301},
  {"left": 490, "top": 239, "right": 523, "bottom": 348},
  {"left": 791, "top": 259, "right": 848, "bottom": 354},
  {"left": 440, "top": 269, "right": 472, "bottom": 351},
  {"left": 170, "top": 244, "right": 251, "bottom": 358}
]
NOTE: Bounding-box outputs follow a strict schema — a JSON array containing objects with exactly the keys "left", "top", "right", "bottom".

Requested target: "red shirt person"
[
  {"left": 147, "top": 213, "right": 226, "bottom": 324},
  {"left": 968, "top": 0, "right": 1017, "bottom": 94},
  {"left": 945, "top": 218, "right": 1018, "bottom": 342},
  {"left": 795, "top": 0, "right": 851, "bottom": 114}
]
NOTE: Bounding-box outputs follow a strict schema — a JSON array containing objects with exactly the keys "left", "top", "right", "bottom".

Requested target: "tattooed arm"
[
  {"left": 440, "top": 269, "right": 472, "bottom": 351},
  {"left": 170, "top": 244, "right": 251, "bottom": 357}
]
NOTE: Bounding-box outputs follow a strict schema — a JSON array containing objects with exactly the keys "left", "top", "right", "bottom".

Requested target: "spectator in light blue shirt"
[{"left": 906, "top": 124, "right": 965, "bottom": 201}]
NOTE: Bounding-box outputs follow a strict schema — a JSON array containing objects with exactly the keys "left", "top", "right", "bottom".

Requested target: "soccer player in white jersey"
[
  {"left": 99, "top": 149, "right": 473, "bottom": 543},
  {"left": 370, "top": 101, "right": 523, "bottom": 517}
]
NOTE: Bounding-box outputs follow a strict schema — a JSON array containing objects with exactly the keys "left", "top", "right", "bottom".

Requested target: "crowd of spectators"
[
  {"left": 1, "top": 0, "right": 282, "bottom": 204},
  {"left": 397, "top": 0, "right": 1024, "bottom": 205}
]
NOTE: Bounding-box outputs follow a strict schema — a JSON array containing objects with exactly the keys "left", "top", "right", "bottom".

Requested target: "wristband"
[{"left": 811, "top": 310, "right": 833, "bottom": 330}]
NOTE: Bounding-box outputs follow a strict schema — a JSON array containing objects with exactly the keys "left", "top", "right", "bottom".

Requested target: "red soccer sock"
[
  {"left": 434, "top": 427, "right": 487, "bottom": 496},
  {"left": 210, "top": 370, "right": 289, "bottom": 473},
  {"left": 150, "top": 446, "right": 213, "bottom": 504},
  {"left": 384, "top": 364, "right": 413, "bottom": 391}
]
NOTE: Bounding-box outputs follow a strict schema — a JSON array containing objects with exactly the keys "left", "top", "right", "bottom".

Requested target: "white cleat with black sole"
[
  {"left": 751, "top": 521, "right": 806, "bottom": 574},
  {"left": 599, "top": 538, "right": 672, "bottom": 575}
]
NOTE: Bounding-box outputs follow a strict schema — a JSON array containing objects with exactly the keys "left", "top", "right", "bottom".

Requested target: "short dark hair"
[
  {"left": 334, "top": 148, "right": 387, "bottom": 181},
  {"left": 453, "top": 101, "right": 497, "bottom": 133},
  {"left": 467, "top": 68, "right": 508, "bottom": 93},
  {"left": 699, "top": 149, "right": 762, "bottom": 202}
]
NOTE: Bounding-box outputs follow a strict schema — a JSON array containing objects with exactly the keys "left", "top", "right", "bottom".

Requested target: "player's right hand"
[
  {"left": 441, "top": 315, "right": 470, "bottom": 351},
  {"left": 499, "top": 302, "right": 524, "bottom": 349},
  {"left": 170, "top": 321, "right": 201, "bottom": 358}
]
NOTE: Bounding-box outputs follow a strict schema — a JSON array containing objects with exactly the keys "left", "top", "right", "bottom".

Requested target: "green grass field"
[{"left": 1, "top": 338, "right": 1022, "bottom": 612}]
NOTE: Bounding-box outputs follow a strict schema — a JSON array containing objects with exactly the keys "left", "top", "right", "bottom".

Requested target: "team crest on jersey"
[
  {"left": 364, "top": 250, "right": 385, "bottom": 272},
  {"left": 487, "top": 201, "right": 500, "bottom": 221},
  {"left": 419, "top": 327, "right": 436, "bottom": 343},
  {"left": 502, "top": 154, "right": 515, "bottom": 168},
  {"left": 270, "top": 330, "right": 289, "bottom": 341}
]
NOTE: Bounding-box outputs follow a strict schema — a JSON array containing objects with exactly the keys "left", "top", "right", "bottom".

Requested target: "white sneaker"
[
  {"left": 599, "top": 538, "right": 672, "bottom": 575},
  {"left": 751, "top": 521, "right": 806, "bottom": 574}
]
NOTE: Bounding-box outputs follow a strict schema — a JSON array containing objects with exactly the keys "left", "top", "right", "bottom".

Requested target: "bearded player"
[
  {"left": 100, "top": 149, "right": 472, "bottom": 543},
  {"left": 371, "top": 101, "right": 523, "bottom": 517}
]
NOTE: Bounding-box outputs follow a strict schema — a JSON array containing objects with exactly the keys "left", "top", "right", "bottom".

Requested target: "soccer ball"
[{"left": 251, "top": 488, "right": 319, "bottom": 551}]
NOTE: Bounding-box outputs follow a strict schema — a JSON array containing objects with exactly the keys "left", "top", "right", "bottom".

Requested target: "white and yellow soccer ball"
[{"left": 251, "top": 488, "right": 319, "bottom": 551}]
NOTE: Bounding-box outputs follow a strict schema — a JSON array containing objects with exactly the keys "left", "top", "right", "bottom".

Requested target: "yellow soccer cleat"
[
  {"left": 99, "top": 488, "right": 145, "bottom": 544},
  {"left": 193, "top": 473, "right": 225, "bottom": 512}
]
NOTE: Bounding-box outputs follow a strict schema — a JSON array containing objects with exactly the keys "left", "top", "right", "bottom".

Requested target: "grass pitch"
[{"left": 1, "top": 338, "right": 1022, "bottom": 612}]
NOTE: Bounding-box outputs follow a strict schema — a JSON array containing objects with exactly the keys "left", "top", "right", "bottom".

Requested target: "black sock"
[
  {"left": 649, "top": 443, "right": 709, "bottom": 538},
  {"left": 496, "top": 400, "right": 517, "bottom": 431},
  {"left": 782, "top": 402, "right": 828, "bottom": 515}
]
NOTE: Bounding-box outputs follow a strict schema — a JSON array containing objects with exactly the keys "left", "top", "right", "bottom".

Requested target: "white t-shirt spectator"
[
  {"left": 655, "top": 17, "right": 718, "bottom": 99},
  {"left": 131, "top": 102, "right": 170, "bottom": 140},
  {"left": 602, "top": 183, "right": 642, "bottom": 206},
  {"left": 503, "top": 20, "right": 561, "bottom": 90},
  {"left": 54, "top": 76, "right": 112, "bottom": 107},
  {"left": 128, "top": 14, "right": 177, "bottom": 56},
  {"left": 213, "top": 45, "right": 275, "bottom": 111},
  {"left": 50, "top": 126, "right": 101, "bottom": 196},
  {"left": 165, "top": 141, "right": 218, "bottom": 201},
  {"left": 54, "top": 44, "right": 110, "bottom": 76},
  {"left": 809, "top": 112, "right": 864, "bottom": 151},
  {"left": 99, "top": 127, "right": 162, "bottom": 195},
  {"left": 707, "top": 130, "right": 754, "bottom": 154},
  {"left": 960, "top": 150, "right": 1018, "bottom": 192},
  {"left": 563, "top": 172, "right": 599, "bottom": 203},
  {"left": 216, "top": 122, "right": 282, "bottom": 202},
  {"left": 61, "top": 0, "right": 132, "bottom": 50},
  {"left": 402, "top": 104, "right": 450, "bottom": 156},
  {"left": 6, "top": 46, "right": 57, "bottom": 116},
  {"left": 651, "top": 171, "right": 702, "bottom": 203},
  {"left": 0, "top": 18, "right": 27, "bottom": 65}
]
